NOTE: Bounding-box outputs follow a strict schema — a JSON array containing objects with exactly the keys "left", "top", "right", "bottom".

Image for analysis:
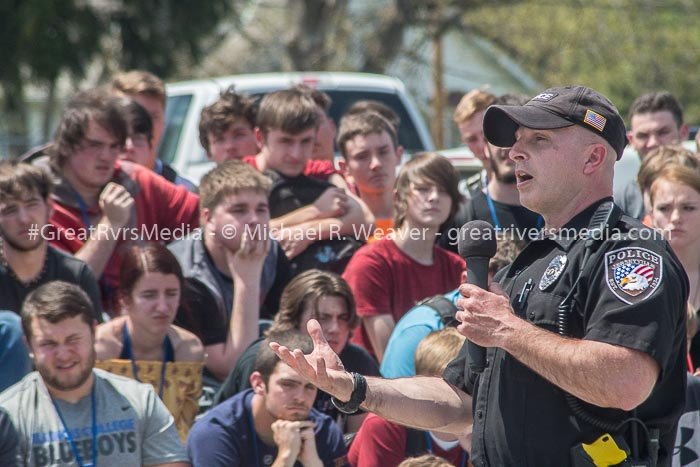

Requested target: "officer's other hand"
[{"left": 455, "top": 283, "right": 519, "bottom": 348}]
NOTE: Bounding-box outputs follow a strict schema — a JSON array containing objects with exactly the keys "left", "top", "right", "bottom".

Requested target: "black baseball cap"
[{"left": 483, "top": 86, "right": 627, "bottom": 160}]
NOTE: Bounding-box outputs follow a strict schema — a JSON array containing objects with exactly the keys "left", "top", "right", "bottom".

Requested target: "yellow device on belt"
[{"left": 581, "top": 433, "right": 629, "bottom": 466}]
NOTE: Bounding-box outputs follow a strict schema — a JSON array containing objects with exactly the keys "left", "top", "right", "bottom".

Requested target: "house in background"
[{"left": 387, "top": 29, "right": 539, "bottom": 149}]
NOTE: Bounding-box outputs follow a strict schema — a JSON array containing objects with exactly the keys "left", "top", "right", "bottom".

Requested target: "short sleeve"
[
  {"left": 583, "top": 240, "right": 687, "bottom": 374},
  {"left": 442, "top": 341, "right": 474, "bottom": 395},
  {"left": 140, "top": 387, "right": 188, "bottom": 465},
  {"left": 212, "top": 340, "right": 261, "bottom": 405},
  {"left": 343, "top": 246, "right": 392, "bottom": 319},
  {"left": 304, "top": 159, "right": 337, "bottom": 180},
  {"left": 147, "top": 168, "right": 200, "bottom": 232}
]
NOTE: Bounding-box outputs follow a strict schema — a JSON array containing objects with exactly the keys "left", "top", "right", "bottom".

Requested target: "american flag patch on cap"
[{"left": 583, "top": 109, "right": 607, "bottom": 132}]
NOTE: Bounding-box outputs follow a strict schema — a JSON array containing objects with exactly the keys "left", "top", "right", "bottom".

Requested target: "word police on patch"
[{"left": 605, "top": 247, "right": 663, "bottom": 304}]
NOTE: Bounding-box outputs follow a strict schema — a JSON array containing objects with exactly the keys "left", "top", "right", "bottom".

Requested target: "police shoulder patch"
[{"left": 605, "top": 247, "right": 663, "bottom": 304}]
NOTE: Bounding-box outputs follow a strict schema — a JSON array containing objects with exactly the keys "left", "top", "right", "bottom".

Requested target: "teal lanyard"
[
  {"left": 122, "top": 325, "right": 172, "bottom": 399},
  {"left": 51, "top": 384, "right": 97, "bottom": 467},
  {"left": 72, "top": 188, "right": 92, "bottom": 230},
  {"left": 485, "top": 186, "right": 543, "bottom": 231}
]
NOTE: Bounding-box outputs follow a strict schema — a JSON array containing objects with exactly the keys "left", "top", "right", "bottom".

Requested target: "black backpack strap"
[
  {"left": 404, "top": 427, "right": 428, "bottom": 457},
  {"left": 415, "top": 295, "right": 459, "bottom": 327},
  {"left": 160, "top": 163, "right": 179, "bottom": 184}
]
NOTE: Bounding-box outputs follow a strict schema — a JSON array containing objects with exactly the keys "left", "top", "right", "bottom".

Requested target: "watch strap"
[{"left": 331, "top": 372, "right": 367, "bottom": 414}]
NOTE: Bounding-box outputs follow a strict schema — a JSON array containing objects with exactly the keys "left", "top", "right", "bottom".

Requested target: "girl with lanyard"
[{"left": 94, "top": 243, "right": 204, "bottom": 441}]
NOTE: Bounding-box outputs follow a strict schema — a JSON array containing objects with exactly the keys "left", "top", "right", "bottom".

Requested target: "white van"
[{"left": 158, "top": 72, "right": 435, "bottom": 184}]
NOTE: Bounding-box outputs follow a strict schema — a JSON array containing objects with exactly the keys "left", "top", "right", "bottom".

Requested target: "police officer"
[{"left": 270, "top": 86, "right": 688, "bottom": 467}]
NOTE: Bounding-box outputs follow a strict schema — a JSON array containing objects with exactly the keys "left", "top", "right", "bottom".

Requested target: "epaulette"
[{"left": 613, "top": 214, "right": 667, "bottom": 246}]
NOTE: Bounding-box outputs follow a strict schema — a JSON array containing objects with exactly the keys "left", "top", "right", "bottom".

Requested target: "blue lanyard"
[
  {"left": 424, "top": 432, "right": 467, "bottom": 467},
  {"left": 72, "top": 189, "right": 93, "bottom": 230},
  {"left": 51, "top": 384, "right": 97, "bottom": 467},
  {"left": 122, "top": 325, "right": 172, "bottom": 399},
  {"left": 246, "top": 393, "right": 262, "bottom": 466},
  {"left": 73, "top": 186, "right": 120, "bottom": 313},
  {"left": 485, "top": 186, "right": 502, "bottom": 231},
  {"left": 485, "top": 186, "right": 543, "bottom": 231}
]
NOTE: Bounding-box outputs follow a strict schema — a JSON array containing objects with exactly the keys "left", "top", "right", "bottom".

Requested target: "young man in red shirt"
[{"left": 46, "top": 89, "right": 199, "bottom": 313}]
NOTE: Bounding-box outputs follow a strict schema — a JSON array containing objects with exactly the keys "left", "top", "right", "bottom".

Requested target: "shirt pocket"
[{"left": 520, "top": 287, "right": 566, "bottom": 333}]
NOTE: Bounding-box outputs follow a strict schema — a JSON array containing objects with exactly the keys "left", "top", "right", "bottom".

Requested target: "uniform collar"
[{"left": 536, "top": 197, "right": 614, "bottom": 251}]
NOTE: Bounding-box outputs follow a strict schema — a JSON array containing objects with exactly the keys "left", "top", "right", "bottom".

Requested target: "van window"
[
  {"left": 246, "top": 90, "right": 426, "bottom": 153},
  {"left": 324, "top": 90, "right": 426, "bottom": 153},
  {"left": 159, "top": 94, "right": 193, "bottom": 164}
]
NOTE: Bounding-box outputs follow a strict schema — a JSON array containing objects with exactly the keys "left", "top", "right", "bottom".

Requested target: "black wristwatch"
[{"left": 331, "top": 372, "right": 367, "bottom": 414}]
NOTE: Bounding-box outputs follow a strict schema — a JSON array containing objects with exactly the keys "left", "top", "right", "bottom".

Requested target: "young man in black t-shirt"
[
  {"left": 0, "top": 161, "right": 102, "bottom": 319},
  {"left": 250, "top": 88, "right": 373, "bottom": 273}
]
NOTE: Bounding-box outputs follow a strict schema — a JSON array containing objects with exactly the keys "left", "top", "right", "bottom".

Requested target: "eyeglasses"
[{"left": 79, "top": 137, "right": 124, "bottom": 156}]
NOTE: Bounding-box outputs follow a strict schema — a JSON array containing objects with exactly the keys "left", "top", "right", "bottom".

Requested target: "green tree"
[
  {"left": 0, "top": 0, "right": 101, "bottom": 156},
  {"left": 462, "top": 0, "right": 700, "bottom": 123},
  {"left": 109, "top": 0, "right": 232, "bottom": 77}
]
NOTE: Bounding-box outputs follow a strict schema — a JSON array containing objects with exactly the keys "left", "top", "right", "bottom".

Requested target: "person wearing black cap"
[{"left": 268, "top": 86, "right": 688, "bottom": 467}]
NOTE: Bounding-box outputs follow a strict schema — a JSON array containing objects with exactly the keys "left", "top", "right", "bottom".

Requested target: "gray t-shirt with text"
[{"left": 0, "top": 369, "right": 186, "bottom": 467}]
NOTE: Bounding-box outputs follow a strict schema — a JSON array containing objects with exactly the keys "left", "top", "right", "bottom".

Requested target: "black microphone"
[{"left": 457, "top": 220, "right": 497, "bottom": 373}]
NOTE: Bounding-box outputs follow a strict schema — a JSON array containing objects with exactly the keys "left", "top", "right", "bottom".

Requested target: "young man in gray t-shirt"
[{"left": 0, "top": 281, "right": 188, "bottom": 467}]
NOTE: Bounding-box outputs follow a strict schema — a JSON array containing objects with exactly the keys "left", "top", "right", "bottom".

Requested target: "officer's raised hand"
[
  {"left": 455, "top": 282, "right": 519, "bottom": 348},
  {"left": 270, "top": 319, "right": 354, "bottom": 402}
]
